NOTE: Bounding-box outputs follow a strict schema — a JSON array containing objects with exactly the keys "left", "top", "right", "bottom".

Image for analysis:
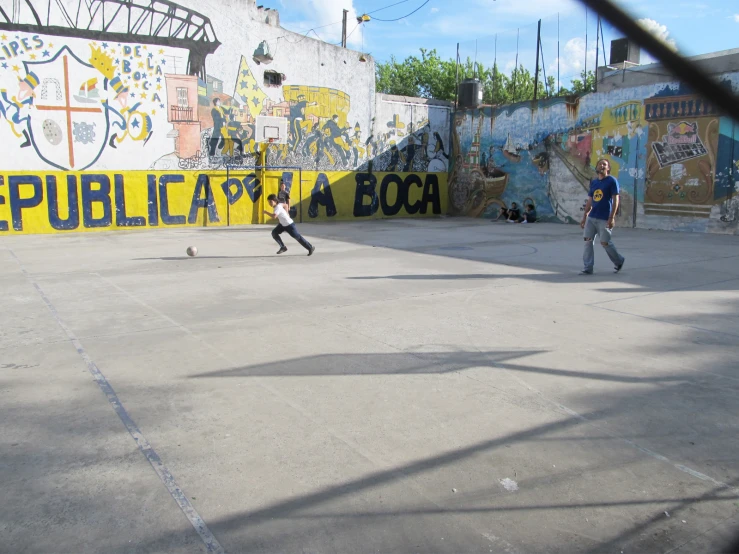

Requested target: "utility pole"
[
  {"left": 454, "top": 43, "right": 460, "bottom": 110},
  {"left": 594, "top": 15, "right": 600, "bottom": 91},
  {"left": 534, "top": 19, "right": 542, "bottom": 100},
  {"left": 341, "top": 9, "right": 348, "bottom": 48}
]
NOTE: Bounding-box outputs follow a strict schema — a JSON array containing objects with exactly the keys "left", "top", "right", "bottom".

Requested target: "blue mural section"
[{"left": 449, "top": 73, "right": 739, "bottom": 234}]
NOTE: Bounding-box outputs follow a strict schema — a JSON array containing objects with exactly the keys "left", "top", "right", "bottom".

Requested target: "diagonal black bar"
[{"left": 578, "top": 0, "right": 739, "bottom": 122}]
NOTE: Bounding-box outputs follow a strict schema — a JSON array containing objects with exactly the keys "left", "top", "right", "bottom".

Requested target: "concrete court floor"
[{"left": 1, "top": 218, "right": 739, "bottom": 554}]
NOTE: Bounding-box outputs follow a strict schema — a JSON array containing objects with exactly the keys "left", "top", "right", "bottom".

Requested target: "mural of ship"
[
  {"left": 502, "top": 133, "right": 522, "bottom": 163},
  {"left": 463, "top": 116, "right": 509, "bottom": 217}
]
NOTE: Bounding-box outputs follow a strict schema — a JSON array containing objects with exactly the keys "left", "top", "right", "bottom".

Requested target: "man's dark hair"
[
  {"left": 267, "top": 194, "right": 277, "bottom": 202},
  {"left": 527, "top": 204, "right": 535, "bottom": 210},
  {"left": 511, "top": 202, "right": 517, "bottom": 207}
]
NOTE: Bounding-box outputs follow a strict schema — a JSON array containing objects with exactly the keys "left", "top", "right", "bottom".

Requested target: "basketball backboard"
[{"left": 255, "top": 115, "right": 288, "bottom": 144}]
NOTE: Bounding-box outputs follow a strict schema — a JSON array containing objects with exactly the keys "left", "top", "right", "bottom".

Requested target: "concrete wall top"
[
  {"left": 378, "top": 94, "right": 454, "bottom": 108},
  {"left": 598, "top": 49, "right": 739, "bottom": 92}
]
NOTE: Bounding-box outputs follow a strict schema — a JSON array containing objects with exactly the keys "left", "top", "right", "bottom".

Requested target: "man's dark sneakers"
[
  {"left": 579, "top": 269, "right": 593, "bottom": 275},
  {"left": 307, "top": 246, "right": 315, "bottom": 256},
  {"left": 614, "top": 259, "right": 625, "bottom": 273},
  {"left": 276, "top": 247, "right": 287, "bottom": 254}
]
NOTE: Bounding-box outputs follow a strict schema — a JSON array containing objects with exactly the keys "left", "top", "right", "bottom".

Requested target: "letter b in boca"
[{"left": 354, "top": 173, "right": 441, "bottom": 217}]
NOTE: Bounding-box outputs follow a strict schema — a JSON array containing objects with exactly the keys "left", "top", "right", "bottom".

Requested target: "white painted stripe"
[{"left": 9, "top": 250, "right": 225, "bottom": 554}]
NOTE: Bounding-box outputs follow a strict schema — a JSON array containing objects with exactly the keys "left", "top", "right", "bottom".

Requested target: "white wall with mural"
[
  {"left": 0, "top": 0, "right": 452, "bottom": 174},
  {"left": 0, "top": 0, "right": 378, "bottom": 172},
  {"left": 0, "top": 0, "right": 451, "bottom": 235}
]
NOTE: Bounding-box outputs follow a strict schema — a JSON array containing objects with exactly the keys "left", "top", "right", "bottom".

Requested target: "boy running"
[{"left": 263, "top": 194, "right": 315, "bottom": 256}]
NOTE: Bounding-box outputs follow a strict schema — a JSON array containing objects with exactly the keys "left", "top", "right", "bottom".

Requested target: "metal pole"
[
  {"left": 299, "top": 168, "right": 303, "bottom": 223},
  {"left": 341, "top": 9, "right": 348, "bottom": 48},
  {"left": 600, "top": 18, "right": 606, "bottom": 68},
  {"left": 474, "top": 40, "right": 478, "bottom": 79},
  {"left": 594, "top": 15, "right": 599, "bottom": 92},
  {"left": 584, "top": 6, "right": 588, "bottom": 85},
  {"left": 534, "top": 19, "right": 542, "bottom": 100},
  {"left": 493, "top": 34, "right": 497, "bottom": 103},
  {"left": 557, "top": 13, "right": 560, "bottom": 95},
  {"left": 454, "top": 42, "right": 460, "bottom": 109},
  {"left": 514, "top": 28, "right": 519, "bottom": 101}
]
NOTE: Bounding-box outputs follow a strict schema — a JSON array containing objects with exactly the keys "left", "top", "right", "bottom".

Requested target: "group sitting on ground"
[{"left": 496, "top": 202, "right": 537, "bottom": 224}]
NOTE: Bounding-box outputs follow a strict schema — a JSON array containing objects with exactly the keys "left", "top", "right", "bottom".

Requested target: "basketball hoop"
[{"left": 256, "top": 116, "right": 288, "bottom": 145}]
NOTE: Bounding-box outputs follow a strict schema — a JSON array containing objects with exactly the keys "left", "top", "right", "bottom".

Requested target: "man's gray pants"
[{"left": 583, "top": 216, "right": 624, "bottom": 272}]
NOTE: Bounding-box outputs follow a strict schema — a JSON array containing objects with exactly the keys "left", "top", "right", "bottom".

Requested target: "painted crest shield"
[{"left": 25, "top": 46, "right": 110, "bottom": 170}]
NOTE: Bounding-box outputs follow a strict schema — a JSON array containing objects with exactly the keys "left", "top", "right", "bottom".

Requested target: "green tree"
[
  {"left": 570, "top": 70, "right": 596, "bottom": 94},
  {"left": 505, "top": 64, "right": 536, "bottom": 103},
  {"left": 375, "top": 49, "right": 594, "bottom": 103},
  {"left": 375, "top": 54, "right": 421, "bottom": 97},
  {"left": 544, "top": 76, "right": 556, "bottom": 98}
]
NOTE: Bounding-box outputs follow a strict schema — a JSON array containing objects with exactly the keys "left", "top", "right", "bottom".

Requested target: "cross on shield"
[{"left": 25, "top": 46, "right": 110, "bottom": 170}]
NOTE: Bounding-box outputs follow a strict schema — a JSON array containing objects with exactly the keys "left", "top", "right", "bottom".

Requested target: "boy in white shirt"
[{"left": 263, "top": 194, "right": 315, "bottom": 256}]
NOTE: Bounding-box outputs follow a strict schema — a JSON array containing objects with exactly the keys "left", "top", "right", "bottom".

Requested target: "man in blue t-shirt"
[{"left": 580, "top": 159, "right": 625, "bottom": 274}]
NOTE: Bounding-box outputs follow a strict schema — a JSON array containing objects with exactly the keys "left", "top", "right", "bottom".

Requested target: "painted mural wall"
[
  {"left": 0, "top": 0, "right": 449, "bottom": 234},
  {"left": 0, "top": 170, "right": 446, "bottom": 233},
  {"left": 367, "top": 95, "right": 452, "bottom": 174},
  {"left": 449, "top": 74, "right": 739, "bottom": 234}
]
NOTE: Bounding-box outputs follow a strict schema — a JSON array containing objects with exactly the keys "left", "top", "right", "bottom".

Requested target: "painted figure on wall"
[{"left": 0, "top": 70, "right": 38, "bottom": 148}]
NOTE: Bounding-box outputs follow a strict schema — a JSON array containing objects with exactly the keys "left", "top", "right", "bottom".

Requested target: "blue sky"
[{"left": 269, "top": 0, "right": 739, "bottom": 88}]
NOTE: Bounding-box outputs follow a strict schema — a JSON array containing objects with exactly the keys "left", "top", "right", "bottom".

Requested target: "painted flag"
[{"left": 233, "top": 56, "right": 267, "bottom": 120}]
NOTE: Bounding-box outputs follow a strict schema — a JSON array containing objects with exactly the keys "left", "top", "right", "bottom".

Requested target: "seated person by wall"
[
  {"left": 517, "top": 204, "right": 537, "bottom": 224},
  {"left": 495, "top": 202, "right": 521, "bottom": 222}
]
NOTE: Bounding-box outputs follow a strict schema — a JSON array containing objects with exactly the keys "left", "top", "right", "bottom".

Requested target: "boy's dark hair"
[{"left": 267, "top": 194, "right": 277, "bottom": 202}]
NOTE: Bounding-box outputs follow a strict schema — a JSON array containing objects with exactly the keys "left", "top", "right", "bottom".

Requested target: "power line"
[
  {"left": 371, "top": 0, "right": 431, "bottom": 22},
  {"left": 368, "top": 0, "right": 411, "bottom": 15},
  {"left": 345, "top": 22, "right": 361, "bottom": 43}
]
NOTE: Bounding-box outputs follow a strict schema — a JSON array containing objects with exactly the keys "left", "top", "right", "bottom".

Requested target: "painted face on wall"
[
  {"left": 18, "top": 81, "right": 35, "bottom": 102},
  {"left": 116, "top": 90, "right": 129, "bottom": 109}
]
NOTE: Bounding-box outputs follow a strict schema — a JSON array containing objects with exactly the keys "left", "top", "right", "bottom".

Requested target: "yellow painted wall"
[{"left": 0, "top": 170, "right": 447, "bottom": 234}]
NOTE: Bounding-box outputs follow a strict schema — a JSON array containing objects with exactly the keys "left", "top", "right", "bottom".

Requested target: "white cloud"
[
  {"left": 281, "top": 0, "right": 363, "bottom": 48},
  {"left": 431, "top": 7, "right": 439, "bottom": 13},
  {"left": 548, "top": 37, "right": 597, "bottom": 83},
  {"left": 636, "top": 18, "right": 678, "bottom": 51},
  {"left": 733, "top": 14, "right": 739, "bottom": 23}
]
